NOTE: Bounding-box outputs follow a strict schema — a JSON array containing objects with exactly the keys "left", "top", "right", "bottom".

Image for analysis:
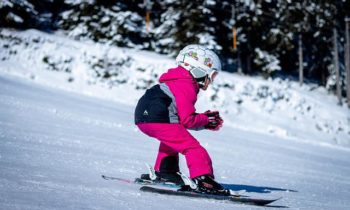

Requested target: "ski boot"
[
  {"left": 191, "top": 175, "right": 230, "bottom": 195},
  {"left": 139, "top": 156, "right": 184, "bottom": 186},
  {"left": 140, "top": 171, "right": 184, "bottom": 186}
]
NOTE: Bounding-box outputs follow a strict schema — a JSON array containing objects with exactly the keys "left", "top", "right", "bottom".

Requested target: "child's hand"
[{"left": 204, "top": 110, "right": 223, "bottom": 131}]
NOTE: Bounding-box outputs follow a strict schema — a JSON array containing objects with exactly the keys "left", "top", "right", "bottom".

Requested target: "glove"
[{"left": 204, "top": 110, "right": 223, "bottom": 131}]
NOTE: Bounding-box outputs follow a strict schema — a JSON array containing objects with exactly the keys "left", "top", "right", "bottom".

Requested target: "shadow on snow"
[{"left": 222, "top": 183, "right": 298, "bottom": 194}]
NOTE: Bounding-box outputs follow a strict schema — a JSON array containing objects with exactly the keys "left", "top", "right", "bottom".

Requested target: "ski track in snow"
[{"left": 0, "top": 74, "right": 350, "bottom": 209}]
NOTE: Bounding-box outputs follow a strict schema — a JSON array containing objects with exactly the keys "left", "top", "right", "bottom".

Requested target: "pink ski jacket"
[
  {"left": 158, "top": 66, "right": 209, "bottom": 129},
  {"left": 135, "top": 66, "right": 209, "bottom": 129}
]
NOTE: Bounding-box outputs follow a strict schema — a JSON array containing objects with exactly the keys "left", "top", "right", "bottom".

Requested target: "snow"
[
  {"left": 254, "top": 48, "right": 281, "bottom": 73},
  {"left": 6, "top": 12, "right": 24, "bottom": 24},
  {"left": 1, "top": 29, "right": 348, "bottom": 148},
  {"left": 0, "top": 29, "right": 350, "bottom": 209}
]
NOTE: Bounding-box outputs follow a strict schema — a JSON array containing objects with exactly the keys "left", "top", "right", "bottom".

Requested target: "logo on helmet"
[
  {"left": 204, "top": 57, "right": 213, "bottom": 68},
  {"left": 187, "top": 51, "right": 198, "bottom": 60}
]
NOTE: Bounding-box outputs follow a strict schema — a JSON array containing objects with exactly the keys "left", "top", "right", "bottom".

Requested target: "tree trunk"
[
  {"left": 333, "top": 28, "right": 342, "bottom": 105},
  {"left": 345, "top": 17, "right": 350, "bottom": 108},
  {"left": 246, "top": 54, "right": 252, "bottom": 74},
  {"left": 299, "top": 34, "right": 304, "bottom": 86}
]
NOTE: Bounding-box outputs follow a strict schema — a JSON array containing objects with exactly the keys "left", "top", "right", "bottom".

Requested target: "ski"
[
  {"left": 101, "top": 175, "right": 180, "bottom": 188},
  {"left": 139, "top": 186, "right": 281, "bottom": 206}
]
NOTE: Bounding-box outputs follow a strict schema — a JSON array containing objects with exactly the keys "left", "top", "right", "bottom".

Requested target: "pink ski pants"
[{"left": 137, "top": 123, "right": 214, "bottom": 178}]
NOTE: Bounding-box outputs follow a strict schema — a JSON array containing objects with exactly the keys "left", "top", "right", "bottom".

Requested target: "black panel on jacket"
[{"left": 135, "top": 84, "right": 172, "bottom": 124}]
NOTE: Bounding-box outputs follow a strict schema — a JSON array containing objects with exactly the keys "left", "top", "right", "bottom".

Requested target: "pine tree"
[
  {"left": 0, "top": 0, "right": 65, "bottom": 30},
  {"left": 1, "top": 0, "right": 349, "bottom": 98},
  {"left": 58, "top": 0, "right": 148, "bottom": 47},
  {"left": 0, "top": 0, "right": 38, "bottom": 29},
  {"left": 152, "top": 0, "right": 222, "bottom": 56}
]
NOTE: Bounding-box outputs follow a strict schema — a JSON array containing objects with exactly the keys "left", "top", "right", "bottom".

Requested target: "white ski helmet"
[{"left": 176, "top": 44, "right": 221, "bottom": 83}]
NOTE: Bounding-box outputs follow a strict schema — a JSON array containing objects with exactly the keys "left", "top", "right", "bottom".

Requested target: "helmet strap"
[{"left": 195, "top": 75, "right": 208, "bottom": 88}]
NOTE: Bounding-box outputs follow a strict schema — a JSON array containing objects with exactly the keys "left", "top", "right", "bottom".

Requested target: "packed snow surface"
[
  {"left": 0, "top": 29, "right": 350, "bottom": 209},
  {"left": 1, "top": 72, "right": 350, "bottom": 209}
]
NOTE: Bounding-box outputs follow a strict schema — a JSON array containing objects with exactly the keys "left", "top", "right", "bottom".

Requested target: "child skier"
[{"left": 134, "top": 45, "right": 227, "bottom": 195}]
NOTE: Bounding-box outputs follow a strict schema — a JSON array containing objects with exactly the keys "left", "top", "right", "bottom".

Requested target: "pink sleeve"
[{"left": 170, "top": 82, "right": 209, "bottom": 129}]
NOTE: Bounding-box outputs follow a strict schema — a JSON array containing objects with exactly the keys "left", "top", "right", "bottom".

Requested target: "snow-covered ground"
[
  {"left": 0, "top": 29, "right": 350, "bottom": 209},
  {"left": 1, "top": 71, "right": 350, "bottom": 210},
  {"left": 0, "top": 29, "right": 349, "bottom": 148}
]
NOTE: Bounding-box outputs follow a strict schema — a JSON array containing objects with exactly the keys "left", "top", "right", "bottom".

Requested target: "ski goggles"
[
  {"left": 183, "top": 56, "right": 219, "bottom": 83},
  {"left": 190, "top": 67, "right": 218, "bottom": 84}
]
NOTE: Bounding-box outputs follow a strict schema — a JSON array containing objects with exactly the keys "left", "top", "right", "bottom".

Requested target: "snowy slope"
[
  {"left": 1, "top": 73, "right": 350, "bottom": 210},
  {"left": 1, "top": 29, "right": 349, "bottom": 148},
  {"left": 0, "top": 28, "right": 350, "bottom": 209}
]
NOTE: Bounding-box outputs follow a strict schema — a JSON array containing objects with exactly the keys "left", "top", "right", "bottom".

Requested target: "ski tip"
[
  {"left": 274, "top": 197, "right": 283, "bottom": 202},
  {"left": 258, "top": 196, "right": 283, "bottom": 206},
  {"left": 270, "top": 197, "right": 283, "bottom": 202}
]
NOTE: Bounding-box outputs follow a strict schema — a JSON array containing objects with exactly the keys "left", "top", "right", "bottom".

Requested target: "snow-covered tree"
[
  {"left": 58, "top": 0, "right": 149, "bottom": 47},
  {"left": 1, "top": 0, "right": 350, "bottom": 100},
  {"left": 151, "top": 0, "right": 222, "bottom": 56},
  {"left": 0, "top": 0, "right": 38, "bottom": 28},
  {"left": 0, "top": 0, "right": 65, "bottom": 30},
  {"left": 254, "top": 48, "right": 281, "bottom": 75}
]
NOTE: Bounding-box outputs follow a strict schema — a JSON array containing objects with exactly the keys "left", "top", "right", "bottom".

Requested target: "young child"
[{"left": 134, "top": 45, "right": 227, "bottom": 195}]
